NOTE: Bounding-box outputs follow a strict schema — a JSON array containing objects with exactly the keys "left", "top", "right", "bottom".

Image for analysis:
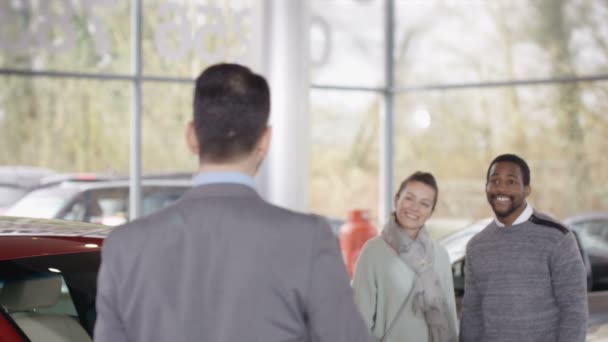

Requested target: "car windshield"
[
  {"left": 569, "top": 219, "right": 608, "bottom": 252},
  {"left": 0, "top": 186, "right": 27, "bottom": 208},
  {"left": 5, "top": 187, "right": 76, "bottom": 219}
]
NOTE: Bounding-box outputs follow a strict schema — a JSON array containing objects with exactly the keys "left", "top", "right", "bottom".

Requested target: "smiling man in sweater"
[{"left": 459, "top": 153, "right": 588, "bottom": 342}]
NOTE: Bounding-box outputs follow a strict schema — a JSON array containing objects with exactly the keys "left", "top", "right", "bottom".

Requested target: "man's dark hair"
[
  {"left": 395, "top": 171, "right": 439, "bottom": 210},
  {"left": 193, "top": 63, "right": 270, "bottom": 162},
  {"left": 486, "top": 153, "right": 530, "bottom": 186}
]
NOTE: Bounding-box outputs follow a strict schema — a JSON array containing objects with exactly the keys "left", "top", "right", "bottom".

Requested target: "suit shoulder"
[
  {"left": 529, "top": 211, "right": 569, "bottom": 234},
  {"left": 263, "top": 203, "right": 332, "bottom": 231},
  {"left": 103, "top": 216, "right": 150, "bottom": 248},
  {"left": 104, "top": 204, "right": 184, "bottom": 245}
]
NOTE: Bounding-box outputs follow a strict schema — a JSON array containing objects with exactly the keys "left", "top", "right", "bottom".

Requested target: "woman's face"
[{"left": 394, "top": 181, "right": 436, "bottom": 231}]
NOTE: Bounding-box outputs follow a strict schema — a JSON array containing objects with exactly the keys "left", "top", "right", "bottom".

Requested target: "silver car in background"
[
  {"left": 5, "top": 176, "right": 191, "bottom": 226},
  {"left": 0, "top": 166, "right": 56, "bottom": 214}
]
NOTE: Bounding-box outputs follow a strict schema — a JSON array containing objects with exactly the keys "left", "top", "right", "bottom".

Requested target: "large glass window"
[
  {"left": 309, "top": 0, "right": 608, "bottom": 234},
  {"left": 309, "top": 89, "right": 381, "bottom": 223},
  {"left": 142, "top": 0, "right": 254, "bottom": 77},
  {"left": 1, "top": 0, "right": 607, "bottom": 231},
  {"left": 142, "top": 82, "right": 193, "bottom": 172},
  {"left": 395, "top": 0, "right": 608, "bottom": 86},
  {"left": 0, "top": 76, "right": 130, "bottom": 172},
  {"left": 394, "top": 82, "right": 608, "bottom": 235},
  {"left": 0, "top": 0, "right": 256, "bottom": 221},
  {"left": 310, "top": 0, "right": 384, "bottom": 88},
  {"left": 0, "top": 1, "right": 131, "bottom": 73}
]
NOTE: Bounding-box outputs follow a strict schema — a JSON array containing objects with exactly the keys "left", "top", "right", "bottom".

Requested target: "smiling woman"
[
  {"left": 352, "top": 171, "right": 458, "bottom": 342},
  {"left": 393, "top": 173, "right": 437, "bottom": 239}
]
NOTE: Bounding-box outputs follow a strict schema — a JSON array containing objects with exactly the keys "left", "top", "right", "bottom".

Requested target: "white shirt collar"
[
  {"left": 495, "top": 203, "right": 533, "bottom": 227},
  {"left": 191, "top": 171, "right": 256, "bottom": 189}
]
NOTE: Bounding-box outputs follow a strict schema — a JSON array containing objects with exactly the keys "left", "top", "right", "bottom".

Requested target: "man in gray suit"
[{"left": 94, "top": 63, "right": 373, "bottom": 342}]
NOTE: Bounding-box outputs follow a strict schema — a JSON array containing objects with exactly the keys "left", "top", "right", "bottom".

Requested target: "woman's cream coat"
[{"left": 352, "top": 236, "right": 458, "bottom": 342}]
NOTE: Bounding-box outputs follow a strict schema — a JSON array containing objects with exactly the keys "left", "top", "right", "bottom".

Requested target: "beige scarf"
[{"left": 381, "top": 214, "right": 457, "bottom": 342}]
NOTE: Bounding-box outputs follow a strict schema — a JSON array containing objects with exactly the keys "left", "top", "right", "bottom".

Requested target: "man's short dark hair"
[
  {"left": 395, "top": 171, "right": 439, "bottom": 210},
  {"left": 486, "top": 153, "right": 530, "bottom": 186},
  {"left": 193, "top": 63, "right": 270, "bottom": 162}
]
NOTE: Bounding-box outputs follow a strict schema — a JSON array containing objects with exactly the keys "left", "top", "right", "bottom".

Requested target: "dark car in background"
[
  {"left": 4, "top": 177, "right": 191, "bottom": 226},
  {"left": 0, "top": 216, "right": 109, "bottom": 341},
  {"left": 566, "top": 212, "right": 608, "bottom": 291},
  {"left": 0, "top": 166, "right": 56, "bottom": 214}
]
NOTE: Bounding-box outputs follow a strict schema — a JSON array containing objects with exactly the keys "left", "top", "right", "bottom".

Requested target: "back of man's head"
[{"left": 192, "top": 63, "right": 270, "bottom": 163}]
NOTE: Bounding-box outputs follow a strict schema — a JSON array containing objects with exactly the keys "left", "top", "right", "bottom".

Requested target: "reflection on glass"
[
  {"left": 310, "top": 0, "right": 384, "bottom": 87},
  {"left": 309, "top": 89, "right": 381, "bottom": 224},
  {"left": 0, "top": 0, "right": 130, "bottom": 73},
  {"left": 0, "top": 0, "right": 255, "bottom": 76},
  {"left": 142, "top": 0, "right": 255, "bottom": 77}
]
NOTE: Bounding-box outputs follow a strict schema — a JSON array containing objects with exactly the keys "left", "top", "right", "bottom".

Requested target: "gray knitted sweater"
[{"left": 459, "top": 211, "right": 588, "bottom": 342}]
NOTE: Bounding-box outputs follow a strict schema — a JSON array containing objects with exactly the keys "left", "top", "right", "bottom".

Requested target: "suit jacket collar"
[{"left": 179, "top": 183, "right": 261, "bottom": 202}]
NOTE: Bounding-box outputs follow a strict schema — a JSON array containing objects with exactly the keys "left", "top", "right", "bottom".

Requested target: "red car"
[{"left": 0, "top": 216, "right": 110, "bottom": 341}]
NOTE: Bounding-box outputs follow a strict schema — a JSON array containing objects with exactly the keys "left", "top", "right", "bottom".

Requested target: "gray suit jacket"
[{"left": 94, "top": 183, "right": 373, "bottom": 342}]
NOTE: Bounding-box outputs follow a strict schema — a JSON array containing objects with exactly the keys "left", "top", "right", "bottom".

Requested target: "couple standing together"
[
  {"left": 94, "top": 63, "right": 587, "bottom": 342},
  {"left": 353, "top": 154, "right": 588, "bottom": 342}
]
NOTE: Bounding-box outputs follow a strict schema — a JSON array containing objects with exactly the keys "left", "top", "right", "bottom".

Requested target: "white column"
[
  {"left": 379, "top": 0, "right": 395, "bottom": 226},
  {"left": 254, "top": 0, "right": 310, "bottom": 213}
]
